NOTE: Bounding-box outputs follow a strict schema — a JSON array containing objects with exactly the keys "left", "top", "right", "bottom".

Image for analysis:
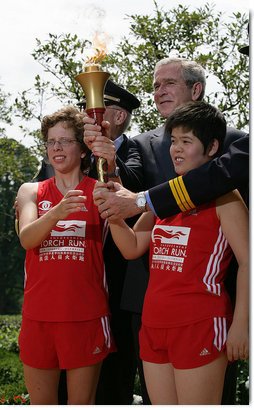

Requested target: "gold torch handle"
[
  {"left": 86, "top": 107, "right": 108, "bottom": 183},
  {"left": 97, "top": 157, "right": 108, "bottom": 182}
]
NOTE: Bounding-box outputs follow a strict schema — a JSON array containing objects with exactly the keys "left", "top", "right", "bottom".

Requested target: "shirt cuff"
[{"left": 145, "top": 190, "right": 158, "bottom": 217}]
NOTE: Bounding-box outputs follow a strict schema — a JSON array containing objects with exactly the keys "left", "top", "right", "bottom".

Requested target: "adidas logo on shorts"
[
  {"left": 199, "top": 348, "right": 210, "bottom": 356},
  {"left": 93, "top": 346, "right": 102, "bottom": 354}
]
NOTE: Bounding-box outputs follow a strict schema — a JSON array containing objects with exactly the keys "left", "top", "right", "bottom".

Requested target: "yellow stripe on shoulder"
[
  {"left": 169, "top": 176, "right": 196, "bottom": 212},
  {"left": 169, "top": 178, "right": 188, "bottom": 212}
]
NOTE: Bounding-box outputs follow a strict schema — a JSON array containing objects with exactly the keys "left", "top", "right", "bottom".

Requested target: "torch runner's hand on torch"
[
  {"left": 93, "top": 180, "right": 118, "bottom": 203},
  {"left": 83, "top": 115, "right": 117, "bottom": 175},
  {"left": 93, "top": 180, "right": 144, "bottom": 221}
]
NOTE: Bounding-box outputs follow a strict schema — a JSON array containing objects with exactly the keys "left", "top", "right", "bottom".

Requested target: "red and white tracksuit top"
[
  {"left": 142, "top": 201, "right": 233, "bottom": 328},
  {"left": 22, "top": 176, "right": 109, "bottom": 322}
]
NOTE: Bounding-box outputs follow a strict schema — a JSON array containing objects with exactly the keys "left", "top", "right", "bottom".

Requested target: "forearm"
[
  {"left": 226, "top": 263, "right": 249, "bottom": 361},
  {"left": 148, "top": 169, "right": 234, "bottom": 220},
  {"left": 232, "top": 264, "right": 249, "bottom": 326},
  {"left": 109, "top": 220, "right": 142, "bottom": 259},
  {"left": 19, "top": 208, "right": 60, "bottom": 249}
]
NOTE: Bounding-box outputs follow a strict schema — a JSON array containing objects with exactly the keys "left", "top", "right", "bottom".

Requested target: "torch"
[{"left": 75, "top": 62, "right": 110, "bottom": 182}]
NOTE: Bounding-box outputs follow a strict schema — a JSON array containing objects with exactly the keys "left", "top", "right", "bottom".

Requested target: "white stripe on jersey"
[
  {"left": 213, "top": 317, "right": 227, "bottom": 351},
  {"left": 101, "top": 316, "right": 111, "bottom": 348},
  {"left": 102, "top": 219, "right": 109, "bottom": 247},
  {"left": 24, "top": 265, "right": 27, "bottom": 289},
  {"left": 103, "top": 265, "right": 108, "bottom": 292},
  {"left": 101, "top": 219, "right": 109, "bottom": 292},
  {"left": 203, "top": 227, "right": 229, "bottom": 295}
]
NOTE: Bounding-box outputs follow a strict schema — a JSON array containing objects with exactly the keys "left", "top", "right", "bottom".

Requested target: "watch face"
[{"left": 137, "top": 195, "right": 146, "bottom": 207}]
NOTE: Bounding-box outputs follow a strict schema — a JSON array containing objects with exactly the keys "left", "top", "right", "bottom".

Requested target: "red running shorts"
[
  {"left": 139, "top": 317, "right": 231, "bottom": 369},
  {"left": 19, "top": 315, "right": 115, "bottom": 369}
]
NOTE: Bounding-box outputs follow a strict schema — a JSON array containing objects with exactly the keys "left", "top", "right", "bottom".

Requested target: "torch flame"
[
  {"left": 86, "top": 49, "right": 106, "bottom": 65},
  {"left": 86, "top": 31, "right": 109, "bottom": 65}
]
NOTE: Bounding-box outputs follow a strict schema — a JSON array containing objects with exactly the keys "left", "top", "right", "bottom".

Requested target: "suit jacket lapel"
[
  {"left": 116, "top": 134, "right": 129, "bottom": 161},
  {"left": 150, "top": 126, "right": 176, "bottom": 180}
]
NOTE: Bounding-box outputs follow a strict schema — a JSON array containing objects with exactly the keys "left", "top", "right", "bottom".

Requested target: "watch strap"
[{"left": 107, "top": 166, "right": 120, "bottom": 178}]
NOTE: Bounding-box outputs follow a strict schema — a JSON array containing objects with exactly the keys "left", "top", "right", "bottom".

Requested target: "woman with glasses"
[{"left": 16, "top": 106, "right": 114, "bottom": 404}]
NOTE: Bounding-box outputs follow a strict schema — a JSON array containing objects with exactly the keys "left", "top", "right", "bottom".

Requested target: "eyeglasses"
[{"left": 45, "top": 139, "right": 79, "bottom": 148}]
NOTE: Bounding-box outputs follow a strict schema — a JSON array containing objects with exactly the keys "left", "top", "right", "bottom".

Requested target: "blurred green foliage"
[{"left": 0, "top": 315, "right": 28, "bottom": 404}]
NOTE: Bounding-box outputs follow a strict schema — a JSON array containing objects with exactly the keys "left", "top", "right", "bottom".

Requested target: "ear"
[
  {"left": 115, "top": 109, "right": 127, "bottom": 125},
  {"left": 191, "top": 82, "right": 203, "bottom": 101},
  {"left": 207, "top": 139, "right": 219, "bottom": 157}
]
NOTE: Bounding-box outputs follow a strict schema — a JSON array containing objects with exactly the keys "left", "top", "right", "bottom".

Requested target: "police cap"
[{"left": 104, "top": 80, "right": 140, "bottom": 113}]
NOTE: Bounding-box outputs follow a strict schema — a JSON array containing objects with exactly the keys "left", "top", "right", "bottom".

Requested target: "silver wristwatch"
[{"left": 135, "top": 191, "right": 147, "bottom": 212}]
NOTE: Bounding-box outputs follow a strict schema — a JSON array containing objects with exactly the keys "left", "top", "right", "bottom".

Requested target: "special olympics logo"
[
  {"left": 51, "top": 220, "right": 86, "bottom": 237},
  {"left": 152, "top": 225, "right": 190, "bottom": 246},
  {"left": 38, "top": 200, "right": 52, "bottom": 211}
]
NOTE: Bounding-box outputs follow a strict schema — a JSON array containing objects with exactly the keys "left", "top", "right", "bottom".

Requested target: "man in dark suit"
[
  {"left": 84, "top": 56, "right": 247, "bottom": 404},
  {"left": 34, "top": 80, "right": 141, "bottom": 405},
  {"left": 147, "top": 40, "right": 249, "bottom": 220}
]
